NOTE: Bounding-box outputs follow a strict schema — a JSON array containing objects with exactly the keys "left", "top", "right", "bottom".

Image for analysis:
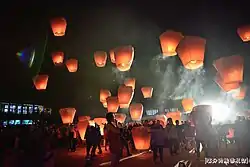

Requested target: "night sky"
[{"left": 1, "top": 1, "right": 250, "bottom": 118}]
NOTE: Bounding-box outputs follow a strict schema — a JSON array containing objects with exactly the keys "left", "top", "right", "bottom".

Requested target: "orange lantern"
[
  {"left": 50, "top": 17, "right": 67, "bottom": 36},
  {"left": 124, "top": 78, "right": 136, "bottom": 90},
  {"left": 177, "top": 36, "right": 206, "bottom": 70},
  {"left": 213, "top": 55, "right": 244, "bottom": 84},
  {"left": 109, "top": 49, "right": 116, "bottom": 63},
  {"left": 182, "top": 98, "right": 194, "bottom": 112},
  {"left": 52, "top": 51, "right": 64, "bottom": 65},
  {"left": 59, "top": 108, "right": 76, "bottom": 124},
  {"left": 118, "top": 85, "right": 134, "bottom": 105},
  {"left": 141, "top": 87, "right": 153, "bottom": 98},
  {"left": 107, "top": 96, "right": 119, "bottom": 113},
  {"left": 114, "top": 45, "right": 134, "bottom": 71},
  {"left": 132, "top": 126, "right": 151, "bottom": 150},
  {"left": 94, "top": 51, "right": 107, "bottom": 67},
  {"left": 233, "top": 86, "right": 247, "bottom": 100},
  {"left": 33, "top": 75, "right": 49, "bottom": 90},
  {"left": 155, "top": 114, "right": 167, "bottom": 128},
  {"left": 130, "top": 103, "right": 143, "bottom": 121},
  {"left": 94, "top": 117, "right": 107, "bottom": 135},
  {"left": 120, "top": 103, "right": 130, "bottom": 109},
  {"left": 215, "top": 73, "right": 240, "bottom": 92},
  {"left": 166, "top": 111, "right": 181, "bottom": 125},
  {"left": 78, "top": 116, "right": 91, "bottom": 122},
  {"left": 66, "top": 59, "right": 78, "bottom": 72},
  {"left": 100, "top": 89, "right": 111, "bottom": 104},
  {"left": 237, "top": 25, "right": 250, "bottom": 42},
  {"left": 159, "top": 30, "right": 183, "bottom": 57},
  {"left": 89, "top": 120, "right": 95, "bottom": 126},
  {"left": 77, "top": 120, "right": 89, "bottom": 140},
  {"left": 115, "top": 113, "right": 127, "bottom": 123}
]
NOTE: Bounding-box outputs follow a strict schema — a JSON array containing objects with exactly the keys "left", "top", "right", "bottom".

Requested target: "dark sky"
[{"left": 1, "top": 0, "right": 250, "bottom": 117}]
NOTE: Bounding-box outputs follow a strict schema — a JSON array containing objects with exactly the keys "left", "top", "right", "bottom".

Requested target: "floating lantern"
[
  {"left": 59, "top": 108, "right": 76, "bottom": 124},
  {"left": 50, "top": 17, "right": 67, "bottom": 36},
  {"left": 141, "top": 87, "right": 153, "bottom": 98},
  {"left": 155, "top": 114, "right": 167, "bottom": 128},
  {"left": 177, "top": 36, "right": 206, "bottom": 70},
  {"left": 77, "top": 120, "right": 89, "bottom": 140},
  {"left": 215, "top": 74, "right": 240, "bottom": 92},
  {"left": 120, "top": 103, "right": 130, "bottom": 109},
  {"left": 124, "top": 78, "right": 136, "bottom": 90},
  {"left": 33, "top": 75, "right": 49, "bottom": 90},
  {"left": 233, "top": 86, "right": 247, "bottom": 100},
  {"left": 94, "top": 117, "right": 107, "bottom": 135},
  {"left": 66, "top": 59, "right": 78, "bottom": 72},
  {"left": 100, "top": 89, "right": 111, "bottom": 104},
  {"left": 213, "top": 55, "right": 244, "bottom": 84},
  {"left": 132, "top": 126, "right": 151, "bottom": 150},
  {"left": 182, "top": 98, "right": 194, "bottom": 113},
  {"left": 109, "top": 49, "right": 116, "bottom": 63},
  {"left": 78, "top": 116, "right": 91, "bottom": 122},
  {"left": 118, "top": 85, "right": 134, "bottom": 105},
  {"left": 115, "top": 113, "right": 126, "bottom": 123},
  {"left": 114, "top": 45, "right": 134, "bottom": 71},
  {"left": 159, "top": 30, "right": 183, "bottom": 56},
  {"left": 94, "top": 51, "right": 107, "bottom": 67},
  {"left": 107, "top": 96, "right": 119, "bottom": 113},
  {"left": 52, "top": 51, "right": 64, "bottom": 65},
  {"left": 130, "top": 103, "right": 143, "bottom": 121},
  {"left": 237, "top": 25, "right": 250, "bottom": 42},
  {"left": 89, "top": 120, "right": 95, "bottom": 126},
  {"left": 166, "top": 111, "right": 181, "bottom": 125}
]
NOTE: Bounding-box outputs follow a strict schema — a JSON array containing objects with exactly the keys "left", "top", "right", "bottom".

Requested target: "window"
[
  {"left": 17, "top": 106, "right": 22, "bottom": 114},
  {"left": 15, "top": 120, "right": 21, "bottom": 125},
  {"left": 146, "top": 109, "right": 158, "bottom": 116},
  {"left": 28, "top": 105, "right": 33, "bottom": 114},
  {"left": 9, "top": 120, "right": 15, "bottom": 125},
  {"left": 4, "top": 108, "right": 8, "bottom": 113},
  {"left": 23, "top": 106, "right": 27, "bottom": 114}
]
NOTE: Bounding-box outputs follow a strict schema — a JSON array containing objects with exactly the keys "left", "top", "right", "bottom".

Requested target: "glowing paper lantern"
[
  {"left": 52, "top": 51, "right": 64, "bottom": 65},
  {"left": 233, "top": 86, "right": 247, "bottom": 100},
  {"left": 89, "top": 120, "right": 95, "bottom": 126},
  {"left": 124, "top": 78, "right": 136, "bottom": 90},
  {"left": 213, "top": 55, "right": 244, "bottom": 84},
  {"left": 66, "top": 59, "right": 78, "bottom": 72},
  {"left": 132, "top": 126, "right": 151, "bottom": 150},
  {"left": 94, "top": 117, "right": 107, "bottom": 135},
  {"left": 155, "top": 114, "right": 167, "bottom": 128},
  {"left": 94, "top": 51, "right": 107, "bottom": 67},
  {"left": 215, "top": 74, "right": 240, "bottom": 92},
  {"left": 118, "top": 85, "right": 134, "bottom": 107},
  {"left": 109, "top": 49, "right": 116, "bottom": 63},
  {"left": 159, "top": 30, "right": 183, "bottom": 57},
  {"left": 120, "top": 103, "right": 130, "bottom": 109},
  {"left": 50, "top": 17, "right": 67, "bottom": 36},
  {"left": 115, "top": 113, "right": 126, "bottom": 123},
  {"left": 77, "top": 120, "right": 89, "bottom": 140},
  {"left": 177, "top": 36, "right": 206, "bottom": 70},
  {"left": 130, "top": 103, "right": 143, "bottom": 121},
  {"left": 237, "top": 25, "right": 250, "bottom": 42},
  {"left": 182, "top": 98, "right": 194, "bottom": 112},
  {"left": 59, "top": 108, "right": 76, "bottom": 124},
  {"left": 33, "top": 75, "right": 49, "bottom": 90},
  {"left": 78, "top": 116, "right": 91, "bottom": 122},
  {"left": 107, "top": 96, "right": 119, "bottom": 113},
  {"left": 114, "top": 45, "right": 134, "bottom": 71},
  {"left": 141, "top": 87, "right": 153, "bottom": 98},
  {"left": 100, "top": 89, "right": 111, "bottom": 104},
  {"left": 166, "top": 111, "right": 181, "bottom": 125}
]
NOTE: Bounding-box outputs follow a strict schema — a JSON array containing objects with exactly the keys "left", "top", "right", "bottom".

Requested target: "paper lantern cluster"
[{"left": 182, "top": 98, "right": 194, "bottom": 112}]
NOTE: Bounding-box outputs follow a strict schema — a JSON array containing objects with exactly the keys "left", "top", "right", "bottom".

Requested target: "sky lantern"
[
  {"left": 232, "top": 86, "right": 247, "bottom": 100},
  {"left": 141, "top": 87, "right": 153, "bottom": 98},
  {"left": 130, "top": 103, "right": 143, "bottom": 121},
  {"left": 124, "top": 78, "right": 136, "bottom": 90},
  {"left": 59, "top": 108, "right": 76, "bottom": 124},
  {"left": 215, "top": 73, "right": 240, "bottom": 92},
  {"left": 33, "top": 75, "right": 49, "bottom": 90},
  {"left": 237, "top": 25, "right": 250, "bottom": 42},
  {"left": 100, "top": 89, "right": 111, "bottom": 107},
  {"left": 109, "top": 49, "right": 116, "bottom": 63},
  {"left": 182, "top": 98, "right": 194, "bottom": 113},
  {"left": 132, "top": 126, "right": 151, "bottom": 150},
  {"left": 166, "top": 111, "right": 181, "bottom": 125},
  {"left": 177, "top": 36, "right": 206, "bottom": 70},
  {"left": 114, "top": 45, "right": 134, "bottom": 71},
  {"left": 94, "top": 117, "right": 107, "bottom": 135},
  {"left": 94, "top": 51, "right": 108, "bottom": 67},
  {"left": 66, "top": 59, "right": 78, "bottom": 72},
  {"left": 52, "top": 51, "right": 64, "bottom": 65},
  {"left": 115, "top": 113, "right": 127, "bottom": 123},
  {"left": 120, "top": 103, "right": 130, "bottom": 109},
  {"left": 78, "top": 116, "right": 91, "bottom": 122},
  {"left": 77, "top": 120, "right": 89, "bottom": 140},
  {"left": 107, "top": 96, "right": 119, "bottom": 113},
  {"left": 159, "top": 30, "right": 183, "bottom": 57},
  {"left": 89, "top": 120, "right": 95, "bottom": 126},
  {"left": 118, "top": 85, "right": 134, "bottom": 106},
  {"left": 213, "top": 55, "right": 244, "bottom": 84},
  {"left": 155, "top": 114, "right": 167, "bottom": 128},
  {"left": 50, "top": 17, "right": 67, "bottom": 36}
]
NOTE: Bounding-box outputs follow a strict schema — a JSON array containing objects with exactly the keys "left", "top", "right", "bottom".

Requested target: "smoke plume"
[{"left": 111, "top": 67, "right": 128, "bottom": 84}]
